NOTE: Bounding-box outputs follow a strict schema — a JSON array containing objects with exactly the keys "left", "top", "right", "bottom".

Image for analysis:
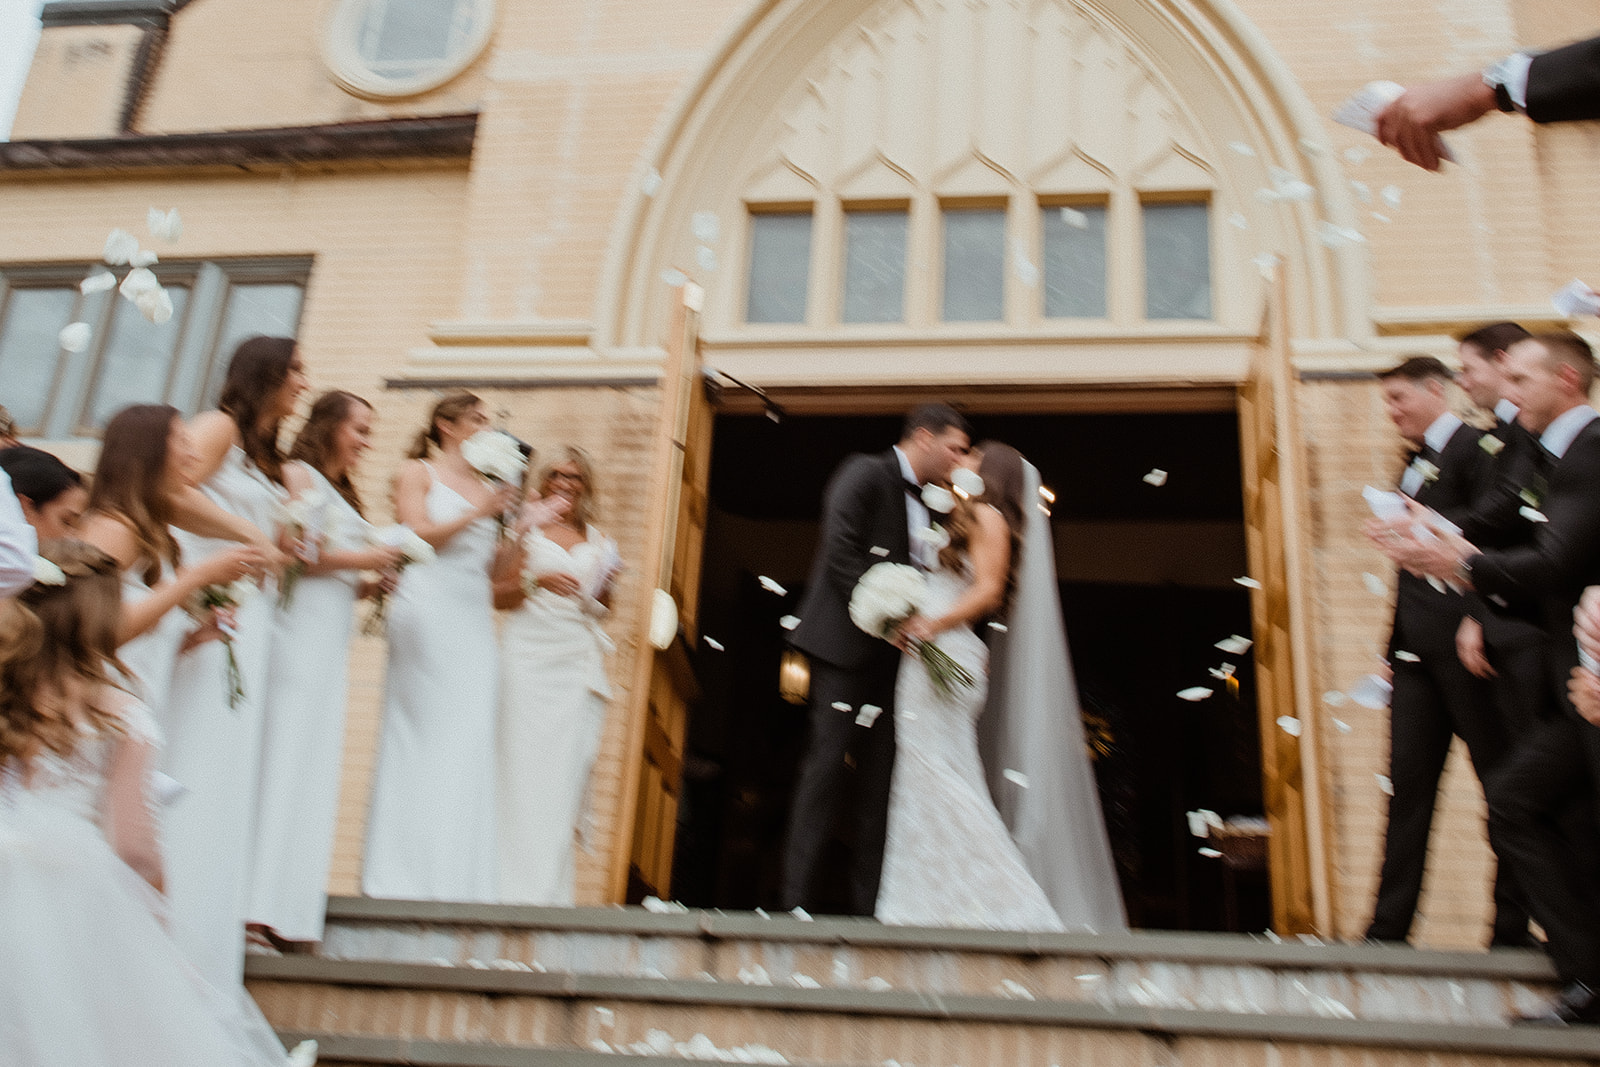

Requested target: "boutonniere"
[
  {"left": 1520, "top": 473, "right": 1548, "bottom": 510},
  {"left": 1413, "top": 458, "right": 1440, "bottom": 484},
  {"left": 1480, "top": 434, "right": 1505, "bottom": 455}
]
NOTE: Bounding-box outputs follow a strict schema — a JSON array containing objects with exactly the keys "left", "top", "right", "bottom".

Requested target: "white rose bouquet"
[
  {"left": 186, "top": 577, "right": 258, "bottom": 709},
  {"left": 462, "top": 429, "right": 527, "bottom": 485},
  {"left": 362, "top": 525, "right": 436, "bottom": 636},
  {"left": 275, "top": 487, "right": 332, "bottom": 610},
  {"left": 848, "top": 562, "right": 975, "bottom": 698}
]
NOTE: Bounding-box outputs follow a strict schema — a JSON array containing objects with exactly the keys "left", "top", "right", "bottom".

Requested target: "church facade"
[{"left": 2, "top": 0, "right": 1596, "bottom": 947}]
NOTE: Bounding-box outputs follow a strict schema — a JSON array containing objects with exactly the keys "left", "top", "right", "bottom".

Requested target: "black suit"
[
  {"left": 1368, "top": 421, "right": 1526, "bottom": 942},
  {"left": 782, "top": 449, "right": 913, "bottom": 915},
  {"left": 1527, "top": 35, "right": 1600, "bottom": 124},
  {"left": 1470, "top": 414, "right": 1600, "bottom": 982}
]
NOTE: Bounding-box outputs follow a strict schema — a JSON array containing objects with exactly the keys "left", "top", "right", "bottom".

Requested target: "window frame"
[{"left": 323, "top": 0, "right": 496, "bottom": 100}]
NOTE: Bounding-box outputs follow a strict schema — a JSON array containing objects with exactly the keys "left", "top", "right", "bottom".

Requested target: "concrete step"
[
  {"left": 300, "top": 897, "right": 1561, "bottom": 1027},
  {"left": 247, "top": 952, "right": 1600, "bottom": 1066}
]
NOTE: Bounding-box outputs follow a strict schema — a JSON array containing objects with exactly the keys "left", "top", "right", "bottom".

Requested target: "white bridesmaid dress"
[
  {"left": 496, "top": 524, "right": 615, "bottom": 905},
  {"left": 248, "top": 463, "right": 370, "bottom": 941},
  {"left": 118, "top": 561, "right": 193, "bottom": 723},
  {"left": 363, "top": 463, "right": 500, "bottom": 902},
  {"left": 0, "top": 696, "right": 306, "bottom": 1067},
  {"left": 162, "top": 444, "right": 286, "bottom": 987}
]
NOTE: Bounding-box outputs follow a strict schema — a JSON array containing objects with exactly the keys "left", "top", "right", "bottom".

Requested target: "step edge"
[{"left": 248, "top": 960, "right": 1600, "bottom": 1059}]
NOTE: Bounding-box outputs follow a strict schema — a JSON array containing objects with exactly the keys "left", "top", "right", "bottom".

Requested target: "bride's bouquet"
[
  {"left": 275, "top": 486, "right": 332, "bottom": 610},
  {"left": 361, "top": 525, "right": 436, "bottom": 636},
  {"left": 185, "top": 577, "right": 257, "bottom": 709},
  {"left": 849, "top": 562, "right": 975, "bottom": 698}
]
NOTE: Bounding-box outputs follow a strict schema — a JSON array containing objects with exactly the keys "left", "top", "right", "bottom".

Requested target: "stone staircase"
[{"left": 245, "top": 897, "right": 1600, "bottom": 1066}]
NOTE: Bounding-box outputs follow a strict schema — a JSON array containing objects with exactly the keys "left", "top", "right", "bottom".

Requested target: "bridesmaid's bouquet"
[
  {"left": 186, "top": 578, "right": 257, "bottom": 709},
  {"left": 848, "top": 562, "right": 975, "bottom": 698},
  {"left": 275, "top": 487, "right": 332, "bottom": 610},
  {"left": 361, "top": 525, "right": 436, "bottom": 636}
]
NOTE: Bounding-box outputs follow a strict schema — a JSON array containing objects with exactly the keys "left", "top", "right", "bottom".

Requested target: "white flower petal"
[
  {"left": 793, "top": 974, "right": 821, "bottom": 988},
  {"left": 831, "top": 701, "right": 852, "bottom": 712},
  {"left": 1362, "top": 572, "right": 1388, "bottom": 597},
  {"left": 791, "top": 906, "right": 813, "bottom": 921},
  {"left": 1229, "top": 212, "right": 1249, "bottom": 230},
  {"left": 1323, "top": 690, "right": 1348, "bottom": 706},
  {"left": 79, "top": 269, "right": 116, "bottom": 294},
  {"left": 987, "top": 621, "right": 1008, "bottom": 633},
  {"left": 1348, "top": 673, "right": 1392, "bottom": 709},
  {"left": 1215, "top": 634, "right": 1252, "bottom": 655},
  {"left": 1520, "top": 505, "right": 1549, "bottom": 523},
  {"left": 778, "top": 614, "right": 800, "bottom": 630},
  {"left": 1333, "top": 718, "right": 1353, "bottom": 734},
  {"left": 1176, "top": 686, "right": 1214, "bottom": 702},
  {"left": 950, "top": 467, "right": 985, "bottom": 498},
  {"left": 1375, "top": 774, "right": 1394, "bottom": 796},
  {"left": 920, "top": 484, "right": 956, "bottom": 514},
  {"left": 1350, "top": 180, "right": 1372, "bottom": 203},
  {"left": 855, "top": 704, "right": 884, "bottom": 727},
  {"left": 1002, "top": 768, "right": 1030, "bottom": 789},
  {"left": 999, "top": 979, "right": 1035, "bottom": 1000},
  {"left": 660, "top": 268, "right": 687, "bottom": 288},
  {"left": 1343, "top": 146, "right": 1370, "bottom": 165},
  {"left": 912, "top": 524, "right": 950, "bottom": 551},
  {"left": 1298, "top": 138, "right": 1325, "bottom": 157},
  {"left": 1058, "top": 206, "right": 1089, "bottom": 229},
  {"left": 146, "top": 207, "right": 183, "bottom": 242},
  {"left": 758, "top": 575, "right": 787, "bottom": 596},
  {"left": 118, "top": 266, "right": 160, "bottom": 299},
  {"left": 102, "top": 228, "right": 140, "bottom": 266},
  {"left": 691, "top": 210, "right": 720, "bottom": 243},
  {"left": 1142, "top": 468, "right": 1168, "bottom": 487},
  {"left": 869, "top": 545, "right": 890, "bottom": 556},
  {"left": 1371, "top": 212, "right": 1392, "bottom": 223},
  {"left": 703, "top": 636, "right": 724, "bottom": 651},
  {"left": 58, "top": 322, "right": 93, "bottom": 353},
  {"left": 1198, "top": 847, "right": 1224, "bottom": 859},
  {"left": 696, "top": 245, "right": 718, "bottom": 272},
  {"left": 1276, "top": 715, "right": 1303, "bottom": 737},
  {"left": 1233, "top": 576, "right": 1262, "bottom": 589},
  {"left": 1393, "top": 649, "right": 1421, "bottom": 663},
  {"left": 1228, "top": 141, "right": 1255, "bottom": 157},
  {"left": 32, "top": 557, "right": 66, "bottom": 585},
  {"left": 640, "top": 169, "right": 662, "bottom": 196},
  {"left": 128, "top": 248, "right": 159, "bottom": 268},
  {"left": 1380, "top": 185, "right": 1402, "bottom": 209},
  {"left": 133, "top": 285, "right": 174, "bottom": 325}
]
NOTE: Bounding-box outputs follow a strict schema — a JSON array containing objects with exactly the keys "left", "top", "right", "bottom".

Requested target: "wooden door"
[
  {"left": 1236, "top": 267, "right": 1334, "bottom": 935},
  {"left": 609, "top": 284, "right": 714, "bottom": 902}
]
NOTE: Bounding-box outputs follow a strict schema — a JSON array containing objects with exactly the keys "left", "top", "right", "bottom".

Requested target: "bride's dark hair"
[{"left": 938, "top": 440, "right": 1026, "bottom": 616}]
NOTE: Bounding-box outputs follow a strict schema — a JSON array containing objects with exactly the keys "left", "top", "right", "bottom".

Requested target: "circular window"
[{"left": 324, "top": 0, "right": 496, "bottom": 99}]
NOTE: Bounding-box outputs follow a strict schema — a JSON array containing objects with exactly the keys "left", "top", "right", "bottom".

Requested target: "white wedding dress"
[
  {"left": 496, "top": 524, "right": 615, "bottom": 905},
  {"left": 248, "top": 463, "right": 371, "bottom": 941},
  {"left": 875, "top": 563, "right": 1065, "bottom": 931},
  {"left": 163, "top": 443, "right": 286, "bottom": 986},
  {"left": 363, "top": 463, "right": 499, "bottom": 902},
  {"left": 0, "top": 695, "right": 305, "bottom": 1066}
]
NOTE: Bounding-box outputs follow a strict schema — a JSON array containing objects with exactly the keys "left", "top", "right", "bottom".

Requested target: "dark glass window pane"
[
  {"left": 1042, "top": 205, "right": 1108, "bottom": 318},
  {"left": 206, "top": 283, "right": 305, "bottom": 409},
  {"left": 0, "top": 287, "right": 76, "bottom": 432},
  {"left": 1144, "top": 202, "right": 1212, "bottom": 320},
  {"left": 942, "top": 208, "right": 1005, "bottom": 322},
  {"left": 842, "top": 211, "right": 908, "bottom": 323},
  {"left": 361, "top": 0, "right": 458, "bottom": 69},
  {"left": 745, "top": 213, "right": 812, "bottom": 324},
  {"left": 84, "top": 286, "right": 192, "bottom": 427}
]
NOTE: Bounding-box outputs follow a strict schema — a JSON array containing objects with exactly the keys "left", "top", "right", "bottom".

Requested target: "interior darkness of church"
[{"left": 672, "top": 409, "right": 1270, "bottom": 933}]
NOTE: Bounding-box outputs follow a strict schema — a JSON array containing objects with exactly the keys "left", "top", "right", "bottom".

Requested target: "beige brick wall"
[{"left": 10, "top": 24, "right": 145, "bottom": 140}]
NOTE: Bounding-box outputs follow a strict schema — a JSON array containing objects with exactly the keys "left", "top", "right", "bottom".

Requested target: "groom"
[{"left": 781, "top": 403, "right": 972, "bottom": 915}]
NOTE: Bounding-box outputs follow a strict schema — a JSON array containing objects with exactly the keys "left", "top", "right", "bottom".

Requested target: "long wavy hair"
[
  {"left": 408, "top": 391, "right": 480, "bottom": 459},
  {"left": 0, "top": 539, "right": 127, "bottom": 780},
  {"left": 88, "top": 404, "right": 182, "bottom": 587},
  {"left": 538, "top": 445, "right": 599, "bottom": 529},
  {"left": 938, "top": 440, "right": 1026, "bottom": 616},
  {"left": 289, "top": 390, "right": 373, "bottom": 516},
  {"left": 219, "top": 335, "right": 297, "bottom": 486}
]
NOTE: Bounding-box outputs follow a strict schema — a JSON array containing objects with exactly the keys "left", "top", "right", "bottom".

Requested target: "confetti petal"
[
  {"left": 1349, "top": 673, "right": 1392, "bottom": 709},
  {"left": 1234, "top": 576, "right": 1262, "bottom": 589},
  {"left": 832, "top": 701, "right": 852, "bottom": 712},
  {"left": 1362, "top": 572, "right": 1388, "bottom": 597},
  {"left": 1228, "top": 141, "right": 1255, "bottom": 157},
  {"left": 1252, "top": 253, "right": 1279, "bottom": 278},
  {"left": 103, "top": 228, "right": 140, "bottom": 266},
  {"left": 1333, "top": 718, "right": 1353, "bottom": 734},
  {"left": 1208, "top": 663, "right": 1236, "bottom": 680},
  {"left": 855, "top": 704, "right": 884, "bottom": 727},
  {"left": 1375, "top": 774, "right": 1394, "bottom": 796},
  {"left": 1393, "top": 650, "right": 1420, "bottom": 663},
  {"left": 1142, "top": 468, "right": 1168, "bottom": 486},
  {"left": 1380, "top": 185, "right": 1402, "bottom": 209},
  {"left": 1349, "top": 180, "right": 1372, "bottom": 204},
  {"left": 870, "top": 545, "right": 890, "bottom": 556},
  {"left": 146, "top": 207, "right": 182, "bottom": 242},
  {"left": 1520, "top": 505, "right": 1549, "bottom": 523},
  {"left": 692, "top": 211, "right": 720, "bottom": 243},
  {"left": 779, "top": 614, "right": 800, "bottom": 630},
  {"left": 1002, "top": 769, "right": 1030, "bottom": 789},
  {"left": 1317, "top": 220, "right": 1367, "bottom": 247},
  {"left": 1298, "top": 138, "right": 1326, "bottom": 157},
  {"left": 58, "top": 322, "right": 92, "bottom": 353},
  {"left": 793, "top": 974, "right": 821, "bottom": 988},
  {"left": 1215, "top": 634, "right": 1253, "bottom": 655},
  {"left": 791, "top": 906, "right": 813, "bottom": 921},
  {"left": 696, "top": 245, "right": 718, "bottom": 272},
  {"left": 661, "top": 268, "right": 687, "bottom": 288},
  {"left": 987, "top": 621, "right": 1008, "bottom": 633},
  {"left": 1177, "top": 686, "right": 1214, "bottom": 702},
  {"left": 999, "top": 979, "right": 1035, "bottom": 1000},
  {"left": 1343, "top": 146, "right": 1370, "bottom": 166},
  {"left": 1276, "top": 715, "right": 1303, "bottom": 737},
  {"left": 758, "top": 576, "right": 787, "bottom": 596},
  {"left": 1229, "top": 212, "right": 1249, "bottom": 230},
  {"left": 1371, "top": 212, "right": 1392, "bottom": 224},
  {"left": 703, "top": 636, "right": 724, "bottom": 651},
  {"left": 1059, "top": 206, "right": 1089, "bottom": 229},
  {"left": 640, "top": 169, "right": 662, "bottom": 196},
  {"left": 1198, "top": 847, "right": 1224, "bottom": 859},
  {"left": 79, "top": 270, "right": 116, "bottom": 294},
  {"left": 129, "top": 248, "right": 159, "bottom": 268},
  {"left": 1323, "top": 690, "right": 1348, "bottom": 706}
]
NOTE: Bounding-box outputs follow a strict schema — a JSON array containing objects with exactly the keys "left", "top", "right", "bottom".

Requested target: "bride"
[{"left": 875, "top": 442, "right": 1125, "bottom": 933}]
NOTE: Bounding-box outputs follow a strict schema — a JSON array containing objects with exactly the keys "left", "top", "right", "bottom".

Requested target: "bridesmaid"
[
  {"left": 363, "top": 392, "right": 516, "bottom": 902},
  {"left": 493, "top": 447, "right": 618, "bottom": 905},
  {"left": 0, "top": 446, "right": 88, "bottom": 539},
  {"left": 77, "top": 405, "right": 265, "bottom": 717},
  {"left": 161, "top": 336, "right": 305, "bottom": 986},
  {"left": 248, "top": 391, "right": 401, "bottom": 946}
]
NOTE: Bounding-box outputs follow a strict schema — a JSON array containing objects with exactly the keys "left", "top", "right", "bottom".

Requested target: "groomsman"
[
  {"left": 1378, "top": 333, "right": 1600, "bottom": 1024},
  {"left": 1364, "top": 356, "right": 1519, "bottom": 945}
]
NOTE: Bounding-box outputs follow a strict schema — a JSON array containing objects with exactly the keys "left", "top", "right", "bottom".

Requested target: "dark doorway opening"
[{"left": 670, "top": 409, "right": 1270, "bottom": 932}]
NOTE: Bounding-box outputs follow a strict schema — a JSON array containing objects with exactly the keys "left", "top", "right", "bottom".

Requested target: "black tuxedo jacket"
[
  {"left": 1465, "top": 416, "right": 1547, "bottom": 649},
  {"left": 789, "top": 450, "right": 913, "bottom": 670},
  {"left": 1527, "top": 35, "right": 1600, "bottom": 124},
  {"left": 1471, "top": 417, "right": 1600, "bottom": 663},
  {"left": 1389, "top": 421, "right": 1493, "bottom": 654}
]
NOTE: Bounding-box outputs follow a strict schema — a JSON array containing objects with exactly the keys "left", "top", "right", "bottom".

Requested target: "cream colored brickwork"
[{"left": 6, "top": 0, "right": 1600, "bottom": 945}]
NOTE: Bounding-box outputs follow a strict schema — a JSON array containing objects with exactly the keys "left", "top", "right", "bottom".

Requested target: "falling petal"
[
  {"left": 1323, "top": 690, "right": 1348, "bottom": 706},
  {"left": 58, "top": 322, "right": 92, "bottom": 353},
  {"left": 1393, "top": 650, "right": 1420, "bottom": 663},
  {"left": 1142, "top": 468, "right": 1168, "bottom": 487},
  {"left": 999, "top": 979, "right": 1035, "bottom": 1000},
  {"left": 1059, "top": 206, "right": 1089, "bottom": 229},
  {"left": 1298, "top": 138, "right": 1326, "bottom": 157},
  {"left": 79, "top": 270, "right": 116, "bottom": 294},
  {"left": 1015, "top": 259, "right": 1039, "bottom": 287},
  {"left": 692, "top": 210, "right": 720, "bottom": 243},
  {"left": 1002, "top": 769, "right": 1030, "bottom": 789},
  {"left": 1349, "top": 673, "right": 1392, "bottom": 710},
  {"left": 660, "top": 268, "right": 687, "bottom": 288},
  {"left": 1520, "top": 506, "right": 1549, "bottom": 523},
  {"left": 1229, "top": 141, "right": 1255, "bottom": 157},
  {"left": 1317, "top": 220, "right": 1367, "bottom": 247},
  {"left": 1255, "top": 187, "right": 1284, "bottom": 203},
  {"left": 103, "top": 228, "right": 140, "bottom": 266},
  {"left": 1252, "top": 253, "right": 1279, "bottom": 278},
  {"left": 703, "top": 636, "right": 725, "bottom": 651},
  {"left": 855, "top": 704, "right": 884, "bottom": 727},
  {"left": 641, "top": 168, "right": 663, "bottom": 196},
  {"left": 831, "top": 701, "right": 852, "bottom": 712},
  {"left": 1229, "top": 212, "right": 1249, "bottom": 230},
  {"left": 1371, "top": 212, "right": 1392, "bottom": 223},
  {"left": 758, "top": 576, "right": 787, "bottom": 596},
  {"left": 1234, "top": 576, "right": 1262, "bottom": 589},
  {"left": 1075, "top": 973, "right": 1103, "bottom": 982},
  {"left": 870, "top": 546, "right": 889, "bottom": 556},
  {"left": 779, "top": 614, "right": 800, "bottom": 630},
  {"left": 1375, "top": 774, "right": 1394, "bottom": 796},
  {"left": 1177, "top": 686, "right": 1214, "bottom": 702},
  {"left": 793, "top": 974, "right": 821, "bottom": 988},
  {"left": 1343, "top": 146, "right": 1370, "bottom": 165},
  {"left": 1362, "top": 572, "right": 1388, "bottom": 597},
  {"left": 696, "top": 245, "right": 718, "bottom": 272},
  {"left": 1215, "top": 634, "right": 1252, "bottom": 655},
  {"left": 1333, "top": 718, "right": 1353, "bottom": 733},
  {"left": 1208, "top": 664, "right": 1236, "bottom": 680},
  {"left": 1198, "top": 847, "right": 1224, "bottom": 859},
  {"left": 1350, "top": 180, "right": 1372, "bottom": 203},
  {"left": 1276, "top": 715, "right": 1303, "bottom": 737},
  {"left": 792, "top": 906, "right": 813, "bottom": 921},
  {"left": 1186, "top": 810, "right": 1212, "bottom": 837},
  {"left": 1380, "top": 185, "right": 1402, "bottom": 209},
  {"left": 129, "top": 248, "right": 159, "bottom": 268},
  {"left": 146, "top": 207, "right": 182, "bottom": 242},
  {"left": 865, "top": 976, "right": 893, "bottom": 991},
  {"left": 987, "top": 621, "right": 1008, "bottom": 632}
]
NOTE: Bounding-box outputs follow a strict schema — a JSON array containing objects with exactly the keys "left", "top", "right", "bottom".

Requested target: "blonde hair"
[
  {"left": 408, "top": 392, "right": 481, "bottom": 459},
  {"left": 540, "top": 445, "right": 599, "bottom": 528},
  {"left": 0, "top": 540, "right": 128, "bottom": 779}
]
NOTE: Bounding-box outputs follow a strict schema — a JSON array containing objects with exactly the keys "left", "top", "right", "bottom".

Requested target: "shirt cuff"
[{"left": 1485, "top": 51, "right": 1534, "bottom": 111}]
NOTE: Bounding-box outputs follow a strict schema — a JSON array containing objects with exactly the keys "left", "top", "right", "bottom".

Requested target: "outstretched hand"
[{"left": 1375, "top": 72, "right": 1496, "bottom": 171}]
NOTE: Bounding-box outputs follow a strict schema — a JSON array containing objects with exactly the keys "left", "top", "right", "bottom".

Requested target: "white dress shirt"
[
  {"left": 1399, "top": 411, "right": 1463, "bottom": 497},
  {"left": 893, "top": 445, "right": 933, "bottom": 569},
  {"left": 0, "top": 468, "right": 38, "bottom": 598},
  {"left": 1539, "top": 404, "right": 1600, "bottom": 460},
  {"left": 1494, "top": 398, "right": 1519, "bottom": 425}
]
